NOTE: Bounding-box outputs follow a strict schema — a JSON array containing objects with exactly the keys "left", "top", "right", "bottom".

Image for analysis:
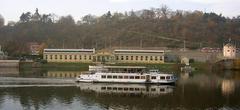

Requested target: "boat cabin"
[{"left": 89, "top": 66, "right": 147, "bottom": 73}]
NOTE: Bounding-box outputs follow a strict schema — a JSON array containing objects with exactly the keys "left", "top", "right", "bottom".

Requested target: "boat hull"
[{"left": 76, "top": 78, "right": 176, "bottom": 84}]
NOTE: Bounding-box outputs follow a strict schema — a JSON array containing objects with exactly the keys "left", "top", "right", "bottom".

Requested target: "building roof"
[
  {"left": 114, "top": 49, "right": 164, "bottom": 54},
  {"left": 44, "top": 48, "right": 95, "bottom": 53},
  {"left": 115, "top": 49, "right": 164, "bottom": 52},
  {"left": 89, "top": 65, "right": 146, "bottom": 69}
]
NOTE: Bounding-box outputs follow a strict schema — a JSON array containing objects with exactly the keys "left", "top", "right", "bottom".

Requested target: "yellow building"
[
  {"left": 43, "top": 49, "right": 95, "bottom": 63},
  {"left": 43, "top": 48, "right": 164, "bottom": 64},
  {"left": 114, "top": 49, "right": 164, "bottom": 63}
]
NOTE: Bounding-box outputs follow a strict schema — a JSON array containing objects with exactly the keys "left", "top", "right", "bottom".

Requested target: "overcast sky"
[{"left": 1, "top": 0, "right": 240, "bottom": 23}]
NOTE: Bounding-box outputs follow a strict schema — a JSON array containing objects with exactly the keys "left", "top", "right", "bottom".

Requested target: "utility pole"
[{"left": 183, "top": 40, "right": 186, "bottom": 51}]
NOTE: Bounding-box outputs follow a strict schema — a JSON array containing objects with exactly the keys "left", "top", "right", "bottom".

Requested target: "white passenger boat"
[{"left": 76, "top": 66, "right": 177, "bottom": 84}]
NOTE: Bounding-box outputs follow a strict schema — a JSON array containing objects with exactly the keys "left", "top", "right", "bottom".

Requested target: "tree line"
[{"left": 0, "top": 6, "right": 240, "bottom": 56}]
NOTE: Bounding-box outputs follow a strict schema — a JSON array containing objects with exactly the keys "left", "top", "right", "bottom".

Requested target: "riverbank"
[{"left": 19, "top": 62, "right": 211, "bottom": 73}]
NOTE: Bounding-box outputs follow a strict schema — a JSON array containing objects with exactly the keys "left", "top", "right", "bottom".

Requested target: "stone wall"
[{"left": 0, "top": 60, "right": 20, "bottom": 67}]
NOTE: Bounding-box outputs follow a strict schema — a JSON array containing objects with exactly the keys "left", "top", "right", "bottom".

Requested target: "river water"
[{"left": 0, "top": 68, "right": 240, "bottom": 110}]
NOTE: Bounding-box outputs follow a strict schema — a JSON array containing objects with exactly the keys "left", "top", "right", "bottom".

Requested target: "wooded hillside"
[{"left": 0, "top": 6, "right": 240, "bottom": 56}]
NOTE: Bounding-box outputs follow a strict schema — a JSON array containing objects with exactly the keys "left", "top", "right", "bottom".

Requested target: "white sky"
[{"left": 1, "top": 0, "right": 240, "bottom": 23}]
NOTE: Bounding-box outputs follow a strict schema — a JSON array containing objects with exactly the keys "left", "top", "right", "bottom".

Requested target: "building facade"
[
  {"left": 223, "top": 43, "right": 236, "bottom": 59},
  {"left": 43, "top": 49, "right": 95, "bottom": 63},
  {"left": 43, "top": 49, "right": 165, "bottom": 64},
  {"left": 114, "top": 49, "right": 164, "bottom": 63}
]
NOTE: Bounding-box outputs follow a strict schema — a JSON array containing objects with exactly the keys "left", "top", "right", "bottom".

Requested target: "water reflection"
[
  {"left": 0, "top": 68, "right": 19, "bottom": 77},
  {"left": 77, "top": 83, "right": 174, "bottom": 97},
  {"left": 44, "top": 71, "right": 81, "bottom": 78},
  {"left": 222, "top": 79, "right": 235, "bottom": 96},
  {"left": 0, "top": 69, "right": 239, "bottom": 109}
]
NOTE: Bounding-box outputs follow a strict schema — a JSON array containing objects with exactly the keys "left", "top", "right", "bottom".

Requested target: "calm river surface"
[{"left": 0, "top": 68, "right": 240, "bottom": 110}]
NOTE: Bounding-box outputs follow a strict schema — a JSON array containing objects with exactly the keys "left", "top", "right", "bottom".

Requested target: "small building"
[
  {"left": 43, "top": 49, "right": 95, "bottom": 63},
  {"left": 223, "top": 42, "right": 236, "bottom": 59}
]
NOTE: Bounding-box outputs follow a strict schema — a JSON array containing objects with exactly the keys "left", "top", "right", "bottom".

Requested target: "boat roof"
[{"left": 89, "top": 66, "right": 146, "bottom": 69}]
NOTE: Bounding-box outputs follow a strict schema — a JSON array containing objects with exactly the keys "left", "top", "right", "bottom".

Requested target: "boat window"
[
  {"left": 129, "top": 88, "right": 134, "bottom": 91},
  {"left": 135, "top": 76, "right": 140, "bottom": 79},
  {"left": 101, "top": 75, "right": 106, "bottom": 78},
  {"left": 166, "top": 76, "right": 170, "bottom": 79},
  {"left": 135, "top": 88, "right": 140, "bottom": 91},
  {"left": 129, "top": 76, "right": 134, "bottom": 79},
  {"left": 141, "top": 76, "right": 145, "bottom": 79},
  {"left": 101, "top": 87, "right": 106, "bottom": 90},
  {"left": 151, "top": 88, "right": 156, "bottom": 91},
  {"left": 107, "top": 75, "right": 112, "bottom": 79},
  {"left": 118, "top": 88, "right": 123, "bottom": 90},
  {"left": 151, "top": 76, "right": 156, "bottom": 79},
  {"left": 113, "top": 76, "right": 117, "bottom": 79},
  {"left": 107, "top": 87, "right": 111, "bottom": 90},
  {"left": 124, "top": 76, "right": 128, "bottom": 79},
  {"left": 118, "top": 76, "right": 123, "bottom": 79},
  {"left": 160, "top": 76, "right": 165, "bottom": 80},
  {"left": 160, "top": 88, "right": 165, "bottom": 92},
  {"left": 113, "top": 87, "right": 117, "bottom": 90},
  {"left": 124, "top": 88, "right": 128, "bottom": 91}
]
